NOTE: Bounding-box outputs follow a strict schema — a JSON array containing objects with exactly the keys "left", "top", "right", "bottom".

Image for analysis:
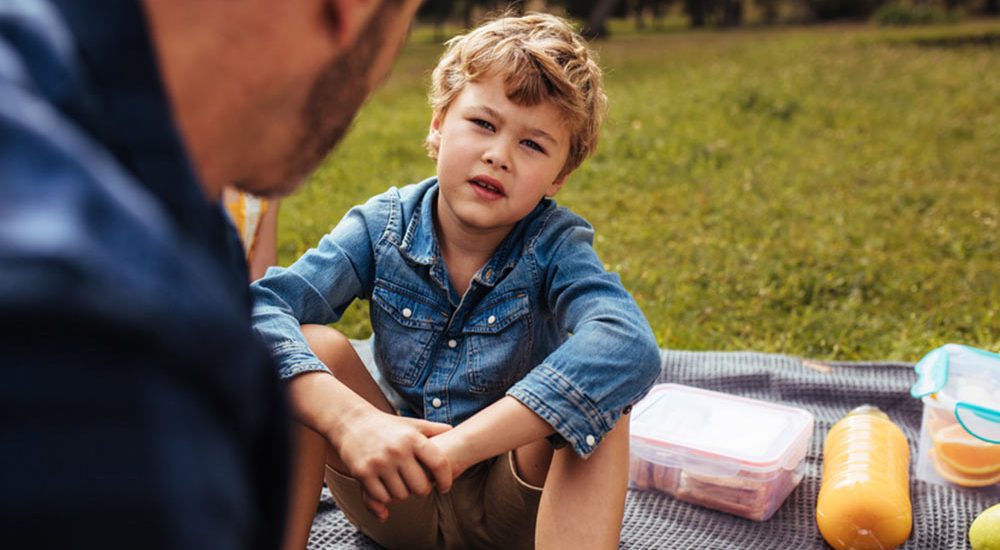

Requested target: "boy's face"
[{"left": 429, "top": 75, "right": 571, "bottom": 241}]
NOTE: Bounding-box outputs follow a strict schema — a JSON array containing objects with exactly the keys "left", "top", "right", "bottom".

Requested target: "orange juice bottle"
[{"left": 816, "top": 406, "right": 912, "bottom": 550}]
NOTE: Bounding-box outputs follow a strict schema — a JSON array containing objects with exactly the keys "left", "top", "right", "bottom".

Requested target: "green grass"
[{"left": 279, "top": 19, "right": 1000, "bottom": 362}]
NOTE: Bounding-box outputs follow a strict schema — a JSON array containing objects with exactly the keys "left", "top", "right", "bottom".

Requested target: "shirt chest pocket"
[
  {"left": 463, "top": 290, "right": 533, "bottom": 394},
  {"left": 371, "top": 280, "right": 447, "bottom": 387}
]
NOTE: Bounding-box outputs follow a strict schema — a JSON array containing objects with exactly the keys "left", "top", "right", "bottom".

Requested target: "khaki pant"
[{"left": 325, "top": 451, "right": 542, "bottom": 550}]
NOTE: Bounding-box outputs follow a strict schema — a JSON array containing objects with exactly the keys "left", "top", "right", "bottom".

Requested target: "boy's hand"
[
  {"left": 332, "top": 408, "right": 453, "bottom": 520},
  {"left": 430, "top": 428, "right": 473, "bottom": 480},
  {"left": 286, "top": 371, "right": 454, "bottom": 519},
  {"left": 431, "top": 396, "right": 558, "bottom": 482}
]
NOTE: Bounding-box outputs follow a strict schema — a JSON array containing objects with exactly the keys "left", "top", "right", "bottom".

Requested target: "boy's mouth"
[{"left": 468, "top": 175, "right": 506, "bottom": 198}]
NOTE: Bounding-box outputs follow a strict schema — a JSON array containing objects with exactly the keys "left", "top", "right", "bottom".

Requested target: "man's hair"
[{"left": 426, "top": 12, "right": 608, "bottom": 179}]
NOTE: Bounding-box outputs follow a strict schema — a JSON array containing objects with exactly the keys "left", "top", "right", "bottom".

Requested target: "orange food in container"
[
  {"left": 816, "top": 406, "right": 912, "bottom": 550},
  {"left": 629, "top": 384, "right": 814, "bottom": 521},
  {"left": 910, "top": 344, "right": 1000, "bottom": 494}
]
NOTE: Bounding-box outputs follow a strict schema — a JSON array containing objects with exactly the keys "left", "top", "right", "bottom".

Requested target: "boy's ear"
[
  {"left": 546, "top": 173, "right": 569, "bottom": 197},
  {"left": 426, "top": 112, "right": 443, "bottom": 154},
  {"left": 324, "top": 0, "right": 380, "bottom": 51}
]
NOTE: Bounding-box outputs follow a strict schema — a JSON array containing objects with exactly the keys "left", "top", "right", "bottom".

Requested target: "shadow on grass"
[{"left": 898, "top": 31, "right": 1000, "bottom": 49}]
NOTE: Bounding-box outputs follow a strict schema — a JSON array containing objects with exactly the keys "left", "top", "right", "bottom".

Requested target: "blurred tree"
[
  {"left": 585, "top": 0, "right": 622, "bottom": 36},
  {"left": 806, "top": 0, "right": 886, "bottom": 18},
  {"left": 682, "top": 0, "right": 744, "bottom": 27},
  {"left": 721, "top": 0, "right": 743, "bottom": 25},
  {"left": 419, "top": 0, "right": 453, "bottom": 41},
  {"left": 756, "top": 0, "right": 781, "bottom": 23},
  {"left": 460, "top": 0, "right": 474, "bottom": 28},
  {"left": 685, "top": 0, "right": 710, "bottom": 26},
  {"left": 444, "top": 0, "right": 526, "bottom": 30},
  {"left": 552, "top": 0, "right": 676, "bottom": 37},
  {"left": 561, "top": 0, "right": 595, "bottom": 23},
  {"left": 505, "top": 0, "right": 527, "bottom": 15},
  {"left": 632, "top": 0, "right": 670, "bottom": 29}
]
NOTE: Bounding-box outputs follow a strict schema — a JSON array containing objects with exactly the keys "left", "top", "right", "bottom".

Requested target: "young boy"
[{"left": 251, "top": 13, "right": 661, "bottom": 550}]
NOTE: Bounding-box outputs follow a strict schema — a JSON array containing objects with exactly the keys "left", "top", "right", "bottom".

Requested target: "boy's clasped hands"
[
  {"left": 331, "top": 403, "right": 455, "bottom": 521},
  {"left": 327, "top": 392, "right": 523, "bottom": 521}
]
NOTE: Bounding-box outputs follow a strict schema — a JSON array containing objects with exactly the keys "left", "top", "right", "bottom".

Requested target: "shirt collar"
[
  {"left": 476, "top": 202, "right": 546, "bottom": 287},
  {"left": 399, "top": 179, "right": 550, "bottom": 289},
  {"left": 399, "top": 182, "right": 439, "bottom": 267}
]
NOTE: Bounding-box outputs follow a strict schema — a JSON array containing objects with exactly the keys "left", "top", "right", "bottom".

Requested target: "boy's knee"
[{"left": 300, "top": 324, "right": 352, "bottom": 372}]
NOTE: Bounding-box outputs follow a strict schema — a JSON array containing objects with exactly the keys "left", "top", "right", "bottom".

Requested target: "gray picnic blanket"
[{"left": 306, "top": 350, "right": 996, "bottom": 549}]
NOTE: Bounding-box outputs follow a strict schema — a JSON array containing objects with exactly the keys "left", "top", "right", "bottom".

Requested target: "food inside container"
[
  {"left": 910, "top": 344, "right": 1000, "bottom": 493},
  {"left": 628, "top": 384, "right": 814, "bottom": 521}
]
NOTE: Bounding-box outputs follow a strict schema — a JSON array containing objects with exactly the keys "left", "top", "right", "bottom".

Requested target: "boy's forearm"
[
  {"left": 432, "top": 395, "right": 554, "bottom": 475},
  {"left": 285, "top": 370, "right": 373, "bottom": 444}
]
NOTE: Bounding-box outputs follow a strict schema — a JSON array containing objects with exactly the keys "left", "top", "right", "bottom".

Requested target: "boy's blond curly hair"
[{"left": 426, "top": 12, "right": 608, "bottom": 179}]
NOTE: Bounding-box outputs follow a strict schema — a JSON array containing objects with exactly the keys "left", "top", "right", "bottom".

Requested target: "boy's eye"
[
  {"left": 471, "top": 118, "right": 495, "bottom": 131},
  {"left": 521, "top": 139, "right": 545, "bottom": 154}
]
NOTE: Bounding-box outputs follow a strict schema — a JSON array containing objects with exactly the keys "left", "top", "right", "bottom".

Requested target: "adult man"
[{"left": 0, "top": 0, "right": 420, "bottom": 547}]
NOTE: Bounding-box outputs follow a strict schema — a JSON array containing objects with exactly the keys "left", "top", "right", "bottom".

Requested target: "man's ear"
[
  {"left": 324, "top": 0, "right": 380, "bottom": 51},
  {"left": 426, "top": 112, "right": 443, "bottom": 154}
]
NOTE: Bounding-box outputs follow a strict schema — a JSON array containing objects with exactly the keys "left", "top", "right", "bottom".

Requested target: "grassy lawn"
[{"left": 279, "top": 19, "right": 1000, "bottom": 362}]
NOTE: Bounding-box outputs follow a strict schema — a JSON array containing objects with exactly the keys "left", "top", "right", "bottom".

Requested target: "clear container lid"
[
  {"left": 630, "top": 384, "right": 814, "bottom": 474},
  {"left": 911, "top": 344, "right": 1000, "bottom": 444}
]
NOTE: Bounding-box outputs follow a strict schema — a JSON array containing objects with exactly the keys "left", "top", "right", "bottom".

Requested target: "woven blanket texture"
[{"left": 306, "top": 349, "right": 996, "bottom": 549}]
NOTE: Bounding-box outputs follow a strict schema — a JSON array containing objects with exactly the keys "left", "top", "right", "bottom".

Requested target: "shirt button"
[
  {"left": 585, "top": 434, "right": 596, "bottom": 447},
  {"left": 432, "top": 397, "right": 443, "bottom": 408},
  {"left": 402, "top": 307, "right": 412, "bottom": 318},
  {"left": 447, "top": 339, "right": 458, "bottom": 349},
  {"left": 487, "top": 315, "right": 497, "bottom": 325}
]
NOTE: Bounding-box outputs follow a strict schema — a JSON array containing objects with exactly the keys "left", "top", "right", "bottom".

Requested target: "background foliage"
[
  {"left": 278, "top": 19, "right": 1000, "bottom": 362},
  {"left": 419, "top": 0, "right": 998, "bottom": 35}
]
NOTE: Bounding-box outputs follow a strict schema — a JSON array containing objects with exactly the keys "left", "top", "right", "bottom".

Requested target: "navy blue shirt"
[{"left": 0, "top": 1, "right": 288, "bottom": 547}]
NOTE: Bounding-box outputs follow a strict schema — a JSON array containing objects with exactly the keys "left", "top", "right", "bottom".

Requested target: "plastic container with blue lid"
[
  {"left": 910, "top": 344, "right": 1000, "bottom": 493},
  {"left": 628, "top": 383, "right": 814, "bottom": 521}
]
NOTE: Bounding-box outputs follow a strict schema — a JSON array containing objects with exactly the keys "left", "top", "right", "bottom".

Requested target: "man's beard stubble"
[{"left": 281, "top": 2, "right": 400, "bottom": 191}]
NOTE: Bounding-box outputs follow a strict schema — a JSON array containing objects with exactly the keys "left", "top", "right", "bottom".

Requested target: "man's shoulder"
[
  {"left": 0, "top": 77, "right": 249, "bottom": 350},
  {"left": 1, "top": 98, "right": 189, "bottom": 303},
  {"left": 0, "top": 0, "right": 179, "bottom": 273},
  {"left": 0, "top": 90, "right": 275, "bottom": 419}
]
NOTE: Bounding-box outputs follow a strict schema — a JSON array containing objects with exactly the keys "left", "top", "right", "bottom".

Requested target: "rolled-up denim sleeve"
[
  {"left": 251, "top": 192, "right": 391, "bottom": 380},
  {"left": 506, "top": 211, "right": 661, "bottom": 457}
]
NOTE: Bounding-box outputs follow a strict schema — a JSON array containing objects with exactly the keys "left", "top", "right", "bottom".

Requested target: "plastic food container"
[
  {"left": 910, "top": 344, "right": 1000, "bottom": 494},
  {"left": 629, "top": 384, "right": 814, "bottom": 521}
]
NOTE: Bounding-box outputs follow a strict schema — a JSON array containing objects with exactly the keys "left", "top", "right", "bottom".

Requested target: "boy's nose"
[{"left": 482, "top": 151, "right": 509, "bottom": 172}]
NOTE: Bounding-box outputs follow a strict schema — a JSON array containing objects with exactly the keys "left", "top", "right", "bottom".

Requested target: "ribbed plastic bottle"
[{"left": 816, "top": 406, "right": 912, "bottom": 550}]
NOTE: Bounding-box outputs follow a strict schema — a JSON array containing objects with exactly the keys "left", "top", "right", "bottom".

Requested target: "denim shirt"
[{"left": 252, "top": 178, "right": 661, "bottom": 456}]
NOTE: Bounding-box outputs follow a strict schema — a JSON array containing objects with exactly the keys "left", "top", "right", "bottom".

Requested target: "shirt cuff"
[
  {"left": 270, "top": 339, "right": 332, "bottom": 380},
  {"left": 506, "top": 363, "right": 612, "bottom": 458}
]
